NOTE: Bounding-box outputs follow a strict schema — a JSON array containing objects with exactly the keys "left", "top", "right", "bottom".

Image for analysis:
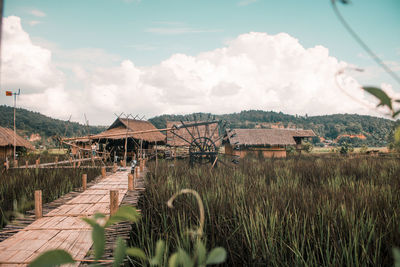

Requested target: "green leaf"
[
  {"left": 168, "top": 252, "right": 178, "bottom": 267},
  {"left": 105, "top": 206, "right": 140, "bottom": 227},
  {"left": 177, "top": 248, "right": 194, "bottom": 267},
  {"left": 82, "top": 217, "right": 97, "bottom": 228},
  {"left": 394, "top": 247, "right": 400, "bottom": 267},
  {"left": 363, "top": 86, "right": 393, "bottom": 110},
  {"left": 92, "top": 223, "right": 105, "bottom": 260},
  {"left": 94, "top": 213, "right": 106, "bottom": 220},
  {"left": 126, "top": 247, "right": 147, "bottom": 260},
  {"left": 195, "top": 240, "right": 207, "bottom": 266},
  {"left": 29, "top": 249, "right": 74, "bottom": 267},
  {"left": 395, "top": 127, "right": 400, "bottom": 143},
  {"left": 206, "top": 247, "right": 227, "bottom": 265},
  {"left": 113, "top": 237, "right": 127, "bottom": 267},
  {"left": 150, "top": 240, "right": 165, "bottom": 266},
  {"left": 393, "top": 110, "right": 400, "bottom": 118}
]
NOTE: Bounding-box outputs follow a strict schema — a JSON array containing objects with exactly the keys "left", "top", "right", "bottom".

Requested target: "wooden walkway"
[{"left": 0, "top": 168, "right": 145, "bottom": 266}]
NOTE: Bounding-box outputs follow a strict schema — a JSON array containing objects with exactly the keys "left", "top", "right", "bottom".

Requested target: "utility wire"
[{"left": 331, "top": 0, "right": 400, "bottom": 86}]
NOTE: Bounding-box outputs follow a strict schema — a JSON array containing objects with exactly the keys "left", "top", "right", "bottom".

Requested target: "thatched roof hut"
[
  {"left": 92, "top": 118, "right": 165, "bottom": 143},
  {"left": 224, "top": 128, "right": 315, "bottom": 158},
  {"left": 226, "top": 129, "right": 315, "bottom": 147},
  {"left": 0, "top": 126, "right": 34, "bottom": 149},
  {"left": 166, "top": 121, "right": 219, "bottom": 147},
  {"left": 0, "top": 126, "right": 34, "bottom": 159}
]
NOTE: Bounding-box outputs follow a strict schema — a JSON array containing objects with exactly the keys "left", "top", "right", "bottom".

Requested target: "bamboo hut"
[
  {"left": 0, "top": 126, "right": 34, "bottom": 160},
  {"left": 90, "top": 118, "right": 165, "bottom": 161},
  {"left": 224, "top": 128, "right": 315, "bottom": 158}
]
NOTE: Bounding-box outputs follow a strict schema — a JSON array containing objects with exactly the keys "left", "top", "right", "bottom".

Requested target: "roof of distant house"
[{"left": 225, "top": 128, "right": 315, "bottom": 146}]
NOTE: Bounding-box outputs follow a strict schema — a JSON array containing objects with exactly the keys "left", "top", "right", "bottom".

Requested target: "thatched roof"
[
  {"left": 91, "top": 118, "right": 165, "bottom": 143},
  {"left": 226, "top": 128, "right": 315, "bottom": 146},
  {"left": 0, "top": 126, "right": 34, "bottom": 149},
  {"left": 166, "top": 121, "right": 220, "bottom": 147}
]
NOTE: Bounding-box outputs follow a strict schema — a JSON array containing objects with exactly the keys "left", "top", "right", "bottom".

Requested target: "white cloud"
[
  {"left": 1, "top": 16, "right": 384, "bottom": 125},
  {"left": 1, "top": 16, "right": 63, "bottom": 92},
  {"left": 29, "top": 9, "right": 46, "bottom": 17}
]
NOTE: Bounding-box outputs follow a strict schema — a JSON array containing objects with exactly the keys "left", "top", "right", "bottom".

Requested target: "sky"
[{"left": 1, "top": 0, "right": 399, "bottom": 125}]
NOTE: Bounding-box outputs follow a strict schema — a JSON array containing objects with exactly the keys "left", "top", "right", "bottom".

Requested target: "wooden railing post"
[
  {"left": 113, "top": 163, "right": 117, "bottom": 173},
  {"left": 128, "top": 173, "right": 134, "bottom": 191},
  {"left": 135, "top": 166, "right": 139, "bottom": 179},
  {"left": 55, "top": 156, "right": 58, "bottom": 165},
  {"left": 14, "top": 160, "right": 18, "bottom": 168},
  {"left": 25, "top": 160, "right": 29, "bottom": 168},
  {"left": 110, "top": 190, "right": 118, "bottom": 215},
  {"left": 101, "top": 166, "right": 106, "bottom": 178},
  {"left": 82, "top": 174, "right": 87, "bottom": 191},
  {"left": 35, "top": 159, "right": 39, "bottom": 169},
  {"left": 139, "top": 160, "right": 143, "bottom": 172},
  {"left": 35, "top": 190, "right": 42, "bottom": 219}
]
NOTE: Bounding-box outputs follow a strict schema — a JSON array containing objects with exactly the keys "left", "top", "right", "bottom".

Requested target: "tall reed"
[
  {"left": 0, "top": 168, "right": 101, "bottom": 228},
  {"left": 131, "top": 157, "right": 400, "bottom": 266}
]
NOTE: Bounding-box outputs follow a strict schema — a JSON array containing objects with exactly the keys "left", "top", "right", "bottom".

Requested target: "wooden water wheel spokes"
[{"left": 189, "top": 136, "right": 218, "bottom": 165}]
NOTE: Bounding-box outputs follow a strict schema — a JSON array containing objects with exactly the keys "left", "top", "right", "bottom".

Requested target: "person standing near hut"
[{"left": 91, "top": 143, "right": 96, "bottom": 157}]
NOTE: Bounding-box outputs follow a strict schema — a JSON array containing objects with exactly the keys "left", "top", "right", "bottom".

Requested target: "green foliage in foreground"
[
  {"left": 133, "top": 157, "right": 400, "bottom": 266},
  {"left": 0, "top": 168, "right": 101, "bottom": 228},
  {"left": 30, "top": 200, "right": 226, "bottom": 266}
]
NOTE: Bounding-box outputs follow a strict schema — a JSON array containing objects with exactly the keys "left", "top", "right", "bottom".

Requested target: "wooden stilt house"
[{"left": 91, "top": 118, "right": 165, "bottom": 161}]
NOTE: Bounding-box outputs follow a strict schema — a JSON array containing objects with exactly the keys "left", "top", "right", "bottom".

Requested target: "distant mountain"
[
  {"left": 0, "top": 105, "right": 105, "bottom": 145},
  {"left": 149, "top": 110, "right": 396, "bottom": 147}
]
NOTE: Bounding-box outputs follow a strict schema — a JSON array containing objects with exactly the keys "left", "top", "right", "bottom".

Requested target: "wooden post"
[
  {"left": 135, "top": 166, "right": 139, "bottom": 179},
  {"left": 73, "top": 161, "right": 76, "bottom": 168},
  {"left": 55, "top": 156, "right": 58, "bottom": 165},
  {"left": 77, "top": 160, "right": 81, "bottom": 168},
  {"left": 82, "top": 174, "right": 87, "bottom": 191},
  {"left": 25, "top": 160, "right": 29, "bottom": 168},
  {"left": 35, "top": 190, "right": 42, "bottom": 219},
  {"left": 14, "top": 160, "right": 18, "bottom": 168},
  {"left": 140, "top": 160, "right": 143, "bottom": 172},
  {"left": 35, "top": 159, "right": 39, "bottom": 169},
  {"left": 124, "top": 134, "right": 128, "bottom": 165},
  {"left": 113, "top": 162, "right": 117, "bottom": 173},
  {"left": 110, "top": 190, "right": 118, "bottom": 215},
  {"left": 101, "top": 166, "right": 106, "bottom": 178},
  {"left": 5, "top": 160, "right": 9, "bottom": 171},
  {"left": 38, "top": 158, "right": 40, "bottom": 164},
  {"left": 128, "top": 173, "right": 134, "bottom": 191},
  {"left": 140, "top": 139, "right": 143, "bottom": 160},
  {"left": 174, "top": 147, "right": 177, "bottom": 165}
]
